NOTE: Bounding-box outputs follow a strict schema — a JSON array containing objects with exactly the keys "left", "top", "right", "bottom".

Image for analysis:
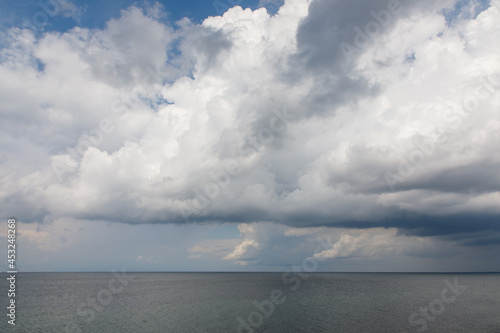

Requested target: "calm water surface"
[{"left": 0, "top": 272, "right": 499, "bottom": 332}]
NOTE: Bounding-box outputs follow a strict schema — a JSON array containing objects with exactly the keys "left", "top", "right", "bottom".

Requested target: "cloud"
[
  {"left": 0, "top": 0, "right": 499, "bottom": 257},
  {"left": 222, "top": 223, "right": 286, "bottom": 265},
  {"left": 313, "top": 233, "right": 374, "bottom": 260},
  {"left": 17, "top": 218, "right": 79, "bottom": 252},
  {"left": 220, "top": 222, "right": 474, "bottom": 269},
  {"left": 311, "top": 229, "right": 432, "bottom": 260},
  {"left": 56, "top": 0, "right": 85, "bottom": 21},
  {"left": 187, "top": 239, "right": 239, "bottom": 259}
]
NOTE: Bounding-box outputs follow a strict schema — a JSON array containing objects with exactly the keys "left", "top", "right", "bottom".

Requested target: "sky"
[{"left": 0, "top": 0, "right": 499, "bottom": 272}]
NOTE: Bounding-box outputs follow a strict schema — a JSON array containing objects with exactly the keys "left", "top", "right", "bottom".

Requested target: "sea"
[{"left": 0, "top": 272, "right": 499, "bottom": 332}]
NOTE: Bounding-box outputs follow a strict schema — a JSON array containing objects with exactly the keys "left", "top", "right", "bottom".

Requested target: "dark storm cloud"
[
  {"left": 295, "top": 0, "right": 402, "bottom": 72},
  {"left": 289, "top": 0, "right": 456, "bottom": 116}
]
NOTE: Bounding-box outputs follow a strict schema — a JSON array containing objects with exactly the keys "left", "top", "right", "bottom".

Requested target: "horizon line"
[{"left": 3, "top": 271, "right": 500, "bottom": 274}]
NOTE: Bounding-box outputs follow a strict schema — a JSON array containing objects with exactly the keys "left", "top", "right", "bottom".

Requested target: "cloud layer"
[{"left": 1, "top": 0, "right": 499, "bottom": 260}]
